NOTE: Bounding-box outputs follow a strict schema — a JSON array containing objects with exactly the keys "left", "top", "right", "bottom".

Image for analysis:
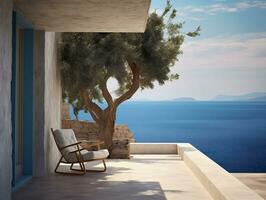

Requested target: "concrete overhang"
[{"left": 14, "top": 0, "right": 151, "bottom": 32}]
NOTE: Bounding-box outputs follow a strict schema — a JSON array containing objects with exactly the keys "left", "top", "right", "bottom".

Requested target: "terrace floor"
[
  {"left": 13, "top": 154, "right": 212, "bottom": 200},
  {"left": 233, "top": 173, "right": 266, "bottom": 199}
]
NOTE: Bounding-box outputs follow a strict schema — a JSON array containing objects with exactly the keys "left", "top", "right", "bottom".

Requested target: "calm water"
[{"left": 71, "top": 101, "right": 266, "bottom": 172}]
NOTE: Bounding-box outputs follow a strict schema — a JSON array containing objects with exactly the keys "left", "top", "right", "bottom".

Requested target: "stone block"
[{"left": 110, "top": 139, "right": 130, "bottom": 159}]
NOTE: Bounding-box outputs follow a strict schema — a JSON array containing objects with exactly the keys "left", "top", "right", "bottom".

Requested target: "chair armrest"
[
  {"left": 79, "top": 140, "right": 104, "bottom": 143},
  {"left": 60, "top": 142, "right": 82, "bottom": 151},
  {"left": 69, "top": 148, "right": 86, "bottom": 154},
  {"left": 79, "top": 140, "right": 105, "bottom": 150},
  {"left": 80, "top": 140, "right": 104, "bottom": 145}
]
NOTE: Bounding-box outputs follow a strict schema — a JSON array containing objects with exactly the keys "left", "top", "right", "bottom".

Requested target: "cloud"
[
  {"left": 107, "top": 32, "right": 266, "bottom": 100},
  {"left": 149, "top": 8, "right": 163, "bottom": 15},
  {"left": 150, "top": 0, "right": 266, "bottom": 21},
  {"left": 175, "top": 32, "right": 266, "bottom": 71},
  {"left": 182, "top": 0, "right": 266, "bottom": 15},
  {"left": 149, "top": 6, "right": 206, "bottom": 21},
  {"left": 136, "top": 2, "right": 266, "bottom": 100}
]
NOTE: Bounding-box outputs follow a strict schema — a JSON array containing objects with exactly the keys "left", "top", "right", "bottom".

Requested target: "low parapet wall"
[
  {"left": 62, "top": 120, "right": 135, "bottom": 142},
  {"left": 130, "top": 143, "right": 263, "bottom": 200},
  {"left": 130, "top": 143, "right": 178, "bottom": 154},
  {"left": 178, "top": 143, "right": 263, "bottom": 200}
]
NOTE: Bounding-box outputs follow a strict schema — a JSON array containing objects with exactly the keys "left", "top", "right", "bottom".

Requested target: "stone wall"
[
  {"left": 62, "top": 120, "right": 99, "bottom": 140},
  {"left": 62, "top": 119, "right": 135, "bottom": 142},
  {"left": 0, "top": 0, "right": 13, "bottom": 199},
  {"left": 61, "top": 102, "right": 70, "bottom": 120}
]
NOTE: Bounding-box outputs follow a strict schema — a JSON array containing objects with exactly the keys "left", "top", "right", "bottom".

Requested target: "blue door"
[{"left": 11, "top": 11, "right": 34, "bottom": 189}]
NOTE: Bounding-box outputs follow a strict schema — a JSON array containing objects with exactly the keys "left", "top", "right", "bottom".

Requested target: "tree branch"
[
  {"left": 81, "top": 90, "right": 103, "bottom": 120},
  {"left": 88, "top": 110, "right": 101, "bottom": 124},
  {"left": 100, "top": 77, "right": 114, "bottom": 108},
  {"left": 114, "top": 62, "right": 140, "bottom": 108}
]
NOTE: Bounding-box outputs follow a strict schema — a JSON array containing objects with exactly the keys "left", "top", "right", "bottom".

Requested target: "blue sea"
[{"left": 70, "top": 101, "right": 266, "bottom": 172}]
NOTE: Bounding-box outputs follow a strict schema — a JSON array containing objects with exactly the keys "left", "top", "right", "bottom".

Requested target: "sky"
[{"left": 109, "top": 0, "right": 266, "bottom": 101}]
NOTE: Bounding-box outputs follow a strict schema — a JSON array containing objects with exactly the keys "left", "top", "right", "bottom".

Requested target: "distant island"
[
  {"left": 171, "top": 92, "right": 266, "bottom": 102},
  {"left": 130, "top": 92, "right": 266, "bottom": 102},
  {"left": 212, "top": 92, "right": 266, "bottom": 101},
  {"left": 172, "top": 97, "right": 196, "bottom": 101}
]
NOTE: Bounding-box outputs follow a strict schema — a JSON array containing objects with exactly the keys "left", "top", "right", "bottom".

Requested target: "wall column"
[
  {"left": 44, "top": 32, "right": 61, "bottom": 173},
  {"left": 33, "top": 32, "right": 62, "bottom": 175},
  {"left": 33, "top": 30, "right": 46, "bottom": 176},
  {"left": 0, "top": 0, "right": 13, "bottom": 199}
]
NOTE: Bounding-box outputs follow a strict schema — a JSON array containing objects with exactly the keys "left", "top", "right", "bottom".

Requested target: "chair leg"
[
  {"left": 54, "top": 156, "right": 85, "bottom": 176},
  {"left": 69, "top": 152, "right": 86, "bottom": 175},
  {"left": 70, "top": 163, "right": 74, "bottom": 170},
  {"left": 55, "top": 156, "right": 63, "bottom": 174},
  {"left": 85, "top": 160, "right": 107, "bottom": 172},
  {"left": 79, "top": 161, "right": 86, "bottom": 175},
  {"left": 70, "top": 160, "right": 107, "bottom": 172}
]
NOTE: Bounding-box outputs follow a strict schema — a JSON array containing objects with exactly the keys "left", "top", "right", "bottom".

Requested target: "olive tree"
[{"left": 60, "top": 0, "right": 200, "bottom": 149}]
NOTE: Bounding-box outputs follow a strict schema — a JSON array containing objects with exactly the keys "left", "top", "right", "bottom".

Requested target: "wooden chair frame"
[{"left": 51, "top": 128, "right": 107, "bottom": 175}]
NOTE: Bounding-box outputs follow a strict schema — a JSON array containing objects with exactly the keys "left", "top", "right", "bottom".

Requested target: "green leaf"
[{"left": 187, "top": 26, "right": 201, "bottom": 37}]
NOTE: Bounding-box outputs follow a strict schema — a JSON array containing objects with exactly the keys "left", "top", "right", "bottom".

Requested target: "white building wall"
[
  {"left": 33, "top": 31, "right": 62, "bottom": 175},
  {"left": 33, "top": 32, "right": 62, "bottom": 175},
  {"left": 44, "top": 32, "right": 61, "bottom": 173},
  {"left": 0, "top": 0, "right": 13, "bottom": 199},
  {"left": 0, "top": 22, "right": 62, "bottom": 200}
]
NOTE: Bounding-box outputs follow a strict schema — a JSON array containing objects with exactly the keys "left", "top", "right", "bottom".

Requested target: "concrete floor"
[
  {"left": 13, "top": 155, "right": 212, "bottom": 200},
  {"left": 233, "top": 173, "right": 266, "bottom": 199}
]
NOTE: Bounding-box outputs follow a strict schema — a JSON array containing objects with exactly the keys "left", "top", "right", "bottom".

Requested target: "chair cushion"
[
  {"left": 66, "top": 149, "right": 109, "bottom": 162},
  {"left": 53, "top": 128, "right": 109, "bottom": 163},
  {"left": 53, "top": 129, "right": 78, "bottom": 148},
  {"left": 53, "top": 129, "right": 81, "bottom": 160}
]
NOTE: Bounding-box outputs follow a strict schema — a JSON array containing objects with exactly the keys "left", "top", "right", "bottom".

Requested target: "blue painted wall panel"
[
  {"left": 11, "top": 11, "right": 17, "bottom": 187},
  {"left": 11, "top": 11, "right": 34, "bottom": 187},
  {"left": 23, "top": 29, "right": 33, "bottom": 175}
]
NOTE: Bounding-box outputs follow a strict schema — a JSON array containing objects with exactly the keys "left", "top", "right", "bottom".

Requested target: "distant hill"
[
  {"left": 172, "top": 97, "right": 196, "bottom": 101},
  {"left": 250, "top": 96, "right": 266, "bottom": 101},
  {"left": 213, "top": 92, "right": 266, "bottom": 101}
]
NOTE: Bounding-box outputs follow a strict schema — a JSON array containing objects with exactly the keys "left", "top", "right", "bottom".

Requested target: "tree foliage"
[{"left": 60, "top": 0, "right": 200, "bottom": 120}]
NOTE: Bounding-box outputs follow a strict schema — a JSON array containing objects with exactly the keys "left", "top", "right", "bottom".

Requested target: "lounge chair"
[{"left": 51, "top": 128, "right": 109, "bottom": 175}]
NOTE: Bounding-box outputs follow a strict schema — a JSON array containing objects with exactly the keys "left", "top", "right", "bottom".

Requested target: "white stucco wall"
[
  {"left": 0, "top": 0, "right": 13, "bottom": 199},
  {"left": 44, "top": 32, "right": 61, "bottom": 173},
  {"left": 33, "top": 32, "right": 61, "bottom": 175}
]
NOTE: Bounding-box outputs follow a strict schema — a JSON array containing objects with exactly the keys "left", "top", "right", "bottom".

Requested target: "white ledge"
[{"left": 130, "top": 143, "right": 178, "bottom": 154}]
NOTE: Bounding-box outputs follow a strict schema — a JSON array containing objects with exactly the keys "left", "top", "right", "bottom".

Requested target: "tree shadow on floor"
[
  {"left": 12, "top": 157, "right": 189, "bottom": 200},
  {"left": 13, "top": 173, "right": 170, "bottom": 200}
]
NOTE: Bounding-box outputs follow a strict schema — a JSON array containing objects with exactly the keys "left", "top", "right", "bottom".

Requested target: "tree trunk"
[
  {"left": 82, "top": 62, "right": 140, "bottom": 152},
  {"left": 98, "top": 110, "right": 116, "bottom": 151}
]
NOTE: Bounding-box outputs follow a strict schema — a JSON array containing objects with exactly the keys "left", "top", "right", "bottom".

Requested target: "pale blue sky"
[{"left": 109, "top": 0, "right": 266, "bottom": 100}]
